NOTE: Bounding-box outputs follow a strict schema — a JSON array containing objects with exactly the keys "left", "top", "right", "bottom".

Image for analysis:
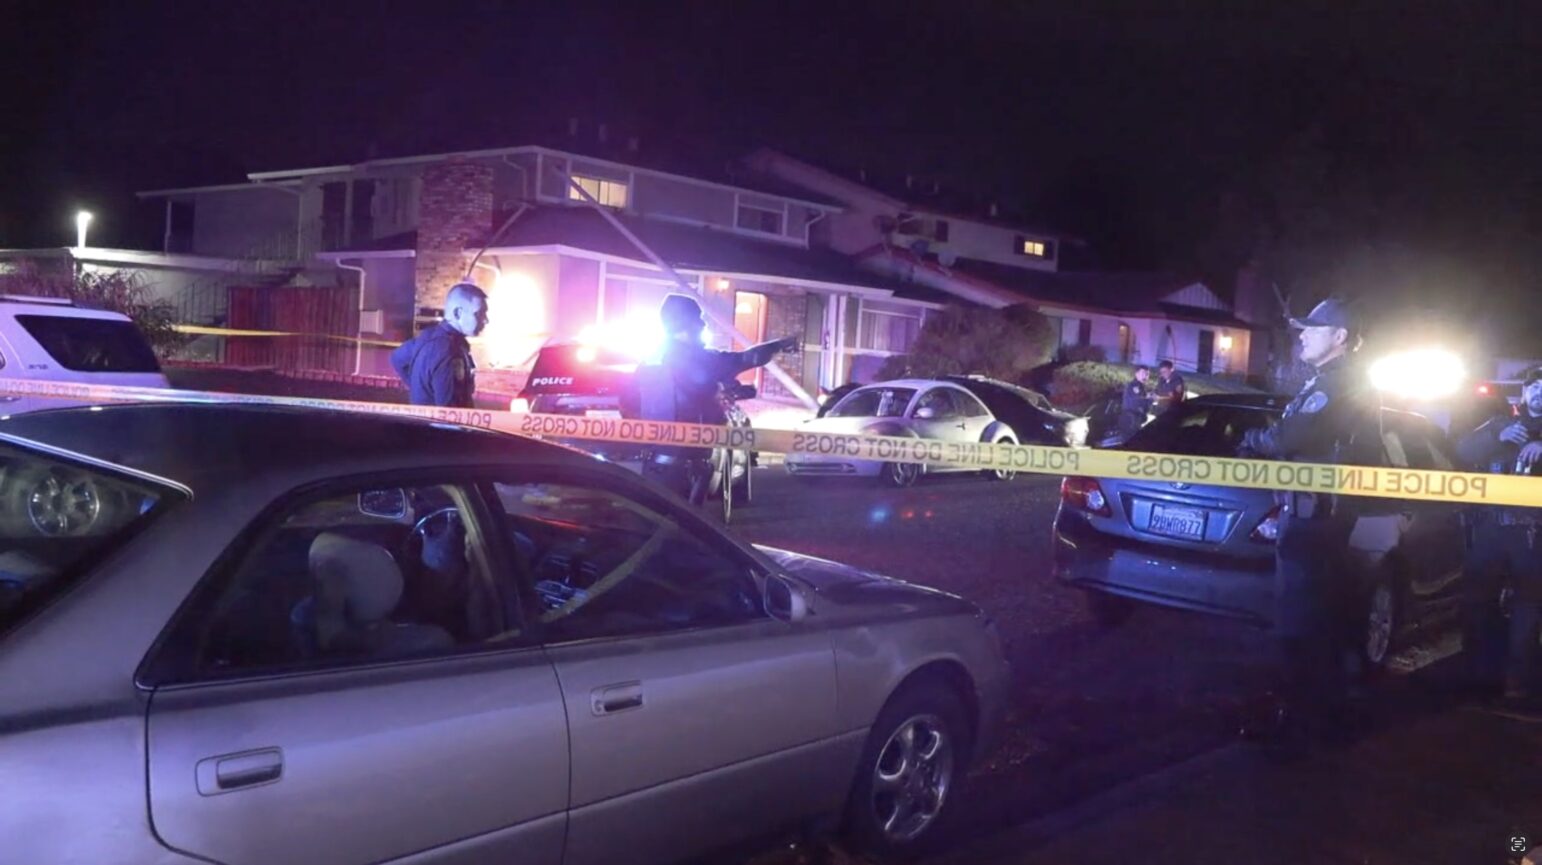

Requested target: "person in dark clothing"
[
  {"left": 390, "top": 283, "right": 488, "bottom": 408},
  {"left": 637, "top": 293, "right": 796, "bottom": 501},
  {"left": 1457, "top": 367, "right": 1542, "bottom": 712},
  {"left": 1115, "top": 366, "right": 1152, "bottom": 438},
  {"left": 1153, "top": 360, "right": 1186, "bottom": 415},
  {"left": 1238, "top": 297, "right": 1375, "bottom": 749}
]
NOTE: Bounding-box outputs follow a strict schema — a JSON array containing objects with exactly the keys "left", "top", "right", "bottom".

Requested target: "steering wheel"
[{"left": 410, "top": 506, "right": 462, "bottom": 545}]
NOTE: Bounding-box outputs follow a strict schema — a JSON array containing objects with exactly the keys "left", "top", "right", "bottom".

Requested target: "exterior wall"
[
  {"left": 479, "top": 252, "right": 562, "bottom": 370},
  {"left": 189, "top": 187, "right": 303, "bottom": 260},
  {"left": 370, "top": 174, "right": 424, "bottom": 240},
  {"left": 633, "top": 173, "right": 735, "bottom": 227},
  {"left": 1045, "top": 306, "right": 1251, "bottom": 375},
  {"left": 414, "top": 160, "right": 494, "bottom": 311},
  {"left": 895, "top": 214, "right": 1059, "bottom": 272}
]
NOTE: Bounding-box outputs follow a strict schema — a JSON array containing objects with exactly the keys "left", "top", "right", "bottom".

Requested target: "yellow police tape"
[
  {"left": 0, "top": 376, "right": 1538, "bottom": 508},
  {"left": 172, "top": 324, "right": 401, "bottom": 348}
]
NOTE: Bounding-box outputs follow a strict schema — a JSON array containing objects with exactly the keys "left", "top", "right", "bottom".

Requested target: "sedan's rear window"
[
  {"left": 0, "top": 443, "right": 177, "bottom": 635},
  {"left": 828, "top": 387, "right": 916, "bottom": 418},
  {"left": 15, "top": 314, "right": 162, "bottom": 373},
  {"left": 1124, "top": 404, "right": 1276, "bottom": 456}
]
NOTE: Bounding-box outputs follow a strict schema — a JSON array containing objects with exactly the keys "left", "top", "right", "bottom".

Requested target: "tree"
[
  {"left": 0, "top": 259, "right": 188, "bottom": 357},
  {"left": 877, "top": 303, "right": 1057, "bottom": 383}
]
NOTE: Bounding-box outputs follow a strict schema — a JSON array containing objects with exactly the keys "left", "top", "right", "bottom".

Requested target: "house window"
[
  {"left": 568, "top": 175, "right": 629, "bottom": 209},
  {"left": 857, "top": 308, "right": 922, "bottom": 353},
  {"left": 735, "top": 205, "right": 784, "bottom": 235},
  {"left": 1016, "top": 236, "right": 1054, "bottom": 258}
]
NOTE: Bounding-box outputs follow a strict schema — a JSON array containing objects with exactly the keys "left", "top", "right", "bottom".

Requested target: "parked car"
[
  {"left": 943, "top": 374, "right": 1089, "bottom": 448},
  {"left": 1053, "top": 393, "right": 1467, "bottom": 671},
  {"left": 0, "top": 403, "right": 1008, "bottom": 865},
  {"left": 0, "top": 294, "right": 170, "bottom": 414},
  {"left": 786, "top": 378, "right": 1028, "bottom": 486},
  {"left": 513, "top": 341, "right": 755, "bottom": 520}
]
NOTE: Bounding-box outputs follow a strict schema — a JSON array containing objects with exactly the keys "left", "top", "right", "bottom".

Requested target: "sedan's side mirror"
[
  {"left": 763, "top": 574, "right": 808, "bottom": 623},
  {"left": 913, "top": 406, "right": 937, "bottom": 420}
]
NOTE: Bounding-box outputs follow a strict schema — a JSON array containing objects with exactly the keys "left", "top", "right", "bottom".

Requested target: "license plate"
[
  {"left": 585, "top": 409, "right": 623, "bottom": 418},
  {"left": 1148, "top": 504, "right": 1206, "bottom": 540}
]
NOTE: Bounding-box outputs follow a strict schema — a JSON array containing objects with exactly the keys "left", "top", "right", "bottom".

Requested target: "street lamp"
[{"left": 74, "top": 211, "right": 93, "bottom": 250}]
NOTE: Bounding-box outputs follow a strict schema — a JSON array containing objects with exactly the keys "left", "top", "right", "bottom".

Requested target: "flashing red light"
[{"left": 1478, "top": 383, "right": 1492, "bottom": 395}]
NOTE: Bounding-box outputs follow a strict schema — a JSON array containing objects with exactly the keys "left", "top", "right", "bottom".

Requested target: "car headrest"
[{"left": 309, "top": 532, "right": 403, "bottom": 625}]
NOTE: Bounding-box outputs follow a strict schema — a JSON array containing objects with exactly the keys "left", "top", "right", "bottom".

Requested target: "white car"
[
  {"left": 0, "top": 295, "right": 170, "bottom": 414},
  {"left": 787, "top": 379, "right": 1025, "bottom": 487}
]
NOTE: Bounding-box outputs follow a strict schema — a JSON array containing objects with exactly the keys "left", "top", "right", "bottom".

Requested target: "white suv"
[{"left": 0, "top": 295, "right": 170, "bottom": 414}]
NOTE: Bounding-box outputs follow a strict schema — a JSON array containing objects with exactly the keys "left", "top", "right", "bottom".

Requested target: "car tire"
[
  {"left": 882, "top": 462, "right": 921, "bottom": 488},
  {"left": 1085, "top": 590, "right": 1136, "bottom": 628},
  {"left": 1361, "top": 571, "right": 1400, "bottom": 675},
  {"left": 987, "top": 437, "right": 1017, "bottom": 481},
  {"left": 842, "top": 678, "right": 972, "bottom": 862},
  {"left": 0, "top": 465, "right": 115, "bottom": 537},
  {"left": 731, "top": 456, "right": 753, "bottom": 506}
]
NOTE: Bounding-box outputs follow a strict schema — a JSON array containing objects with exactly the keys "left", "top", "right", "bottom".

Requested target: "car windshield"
[
  {"left": 0, "top": 442, "right": 178, "bottom": 635},
  {"left": 826, "top": 387, "right": 916, "bottom": 418},
  {"left": 16, "top": 314, "right": 162, "bottom": 373},
  {"left": 1123, "top": 403, "right": 1277, "bottom": 456}
]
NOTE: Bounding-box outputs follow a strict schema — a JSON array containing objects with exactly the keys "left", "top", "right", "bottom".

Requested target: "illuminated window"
[
  {"left": 568, "top": 175, "right": 629, "bottom": 208},
  {"left": 1016, "top": 236, "right": 1052, "bottom": 257},
  {"left": 735, "top": 205, "right": 784, "bottom": 235}
]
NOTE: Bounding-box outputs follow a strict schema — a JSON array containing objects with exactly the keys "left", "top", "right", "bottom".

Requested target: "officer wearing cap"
[
  {"left": 1457, "top": 366, "right": 1542, "bottom": 712},
  {"left": 390, "top": 282, "right": 488, "bottom": 408},
  {"left": 637, "top": 293, "right": 796, "bottom": 500},
  {"left": 1239, "top": 296, "right": 1375, "bottom": 747}
]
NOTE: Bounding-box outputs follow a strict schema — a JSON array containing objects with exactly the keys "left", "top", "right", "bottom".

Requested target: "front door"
[
  {"left": 1198, "top": 329, "right": 1216, "bottom": 374},
  {"left": 734, "top": 290, "right": 768, "bottom": 388},
  {"left": 488, "top": 474, "right": 842, "bottom": 865},
  {"left": 143, "top": 480, "right": 569, "bottom": 865},
  {"left": 1117, "top": 323, "right": 1132, "bottom": 363}
]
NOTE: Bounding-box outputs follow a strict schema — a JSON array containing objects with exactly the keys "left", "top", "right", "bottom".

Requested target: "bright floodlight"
[
  {"left": 1369, "top": 348, "right": 1466, "bottom": 400},
  {"left": 74, "top": 211, "right": 93, "bottom": 249}
]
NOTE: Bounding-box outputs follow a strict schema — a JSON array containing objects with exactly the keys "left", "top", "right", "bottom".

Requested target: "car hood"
[{"left": 754, "top": 544, "right": 977, "bottom": 618}]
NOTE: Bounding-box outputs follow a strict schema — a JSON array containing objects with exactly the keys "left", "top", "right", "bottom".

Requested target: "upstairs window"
[
  {"left": 569, "top": 175, "right": 629, "bottom": 209},
  {"left": 1016, "top": 236, "right": 1054, "bottom": 258},
  {"left": 735, "top": 205, "right": 784, "bottom": 235}
]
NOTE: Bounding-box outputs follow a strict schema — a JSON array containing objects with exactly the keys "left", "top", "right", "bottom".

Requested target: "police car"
[
  {"left": 0, "top": 294, "right": 171, "bottom": 411},
  {"left": 512, "top": 341, "right": 756, "bottom": 519}
]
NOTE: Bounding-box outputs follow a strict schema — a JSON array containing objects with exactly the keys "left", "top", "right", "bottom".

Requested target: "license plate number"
[{"left": 1149, "top": 504, "right": 1206, "bottom": 540}]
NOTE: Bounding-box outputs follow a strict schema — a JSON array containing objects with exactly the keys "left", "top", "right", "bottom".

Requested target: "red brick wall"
[{"left": 414, "top": 159, "right": 494, "bottom": 310}]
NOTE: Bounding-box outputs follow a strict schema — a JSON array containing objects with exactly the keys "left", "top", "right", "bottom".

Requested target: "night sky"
[{"left": 6, "top": 1, "right": 1540, "bottom": 330}]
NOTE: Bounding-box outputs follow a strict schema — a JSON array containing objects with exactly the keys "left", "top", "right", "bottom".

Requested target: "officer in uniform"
[
  {"left": 1239, "top": 297, "right": 1375, "bottom": 746},
  {"left": 1153, "top": 360, "right": 1187, "bottom": 415},
  {"left": 1457, "top": 367, "right": 1542, "bottom": 711},
  {"left": 637, "top": 294, "right": 796, "bottom": 501},
  {"left": 390, "top": 282, "right": 489, "bottom": 408},
  {"left": 1116, "top": 366, "right": 1153, "bottom": 438}
]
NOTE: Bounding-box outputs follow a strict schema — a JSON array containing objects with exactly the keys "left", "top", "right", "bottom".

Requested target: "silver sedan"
[
  {"left": 0, "top": 403, "right": 1008, "bottom": 865},
  {"left": 787, "top": 379, "right": 1025, "bottom": 486}
]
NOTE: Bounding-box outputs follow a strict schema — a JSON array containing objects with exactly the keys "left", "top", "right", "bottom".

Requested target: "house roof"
[
  {"left": 328, "top": 206, "right": 950, "bottom": 305},
  {"left": 940, "top": 258, "right": 1253, "bottom": 328}
]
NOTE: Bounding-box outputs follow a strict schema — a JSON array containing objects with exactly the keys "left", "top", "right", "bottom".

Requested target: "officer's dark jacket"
[
  {"left": 1120, "top": 379, "right": 1152, "bottom": 415},
  {"left": 1456, "top": 410, "right": 1542, "bottom": 522},
  {"left": 1241, "top": 356, "right": 1375, "bottom": 464},
  {"left": 390, "top": 323, "right": 476, "bottom": 408},
  {"left": 1155, "top": 372, "right": 1186, "bottom": 403},
  {"left": 637, "top": 337, "right": 785, "bottom": 455}
]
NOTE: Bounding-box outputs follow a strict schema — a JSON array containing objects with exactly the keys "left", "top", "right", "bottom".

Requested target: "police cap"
[{"left": 1290, "top": 297, "right": 1364, "bottom": 336}]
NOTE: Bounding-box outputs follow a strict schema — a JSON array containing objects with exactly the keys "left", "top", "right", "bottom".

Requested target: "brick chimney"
[{"left": 414, "top": 158, "right": 494, "bottom": 311}]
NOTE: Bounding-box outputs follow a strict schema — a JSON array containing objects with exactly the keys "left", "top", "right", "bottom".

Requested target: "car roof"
[
  {"left": 0, "top": 297, "right": 136, "bottom": 321},
  {"left": 856, "top": 379, "right": 956, "bottom": 390},
  {"left": 0, "top": 403, "right": 600, "bottom": 492},
  {"left": 1183, "top": 392, "right": 1290, "bottom": 411}
]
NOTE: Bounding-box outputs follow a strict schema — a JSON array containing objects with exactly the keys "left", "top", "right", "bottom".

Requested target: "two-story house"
[
  {"left": 131, "top": 137, "right": 946, "bottom": 399},
  {"left": 740, "top": 149, "right": 1255, "bottom": 377}
]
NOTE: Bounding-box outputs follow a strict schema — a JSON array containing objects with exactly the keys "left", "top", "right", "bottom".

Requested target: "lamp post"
[{"left": 74, "top": 211, "right": 93, "bottom": 251}]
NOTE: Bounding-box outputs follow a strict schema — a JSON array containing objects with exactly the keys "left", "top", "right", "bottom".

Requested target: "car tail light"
[
  {"left": 1251, "top": 505, "right": 1282, "bottom": 543},
  {"left": 510, "top": 397, "right": 531, "bottom": 413},
  {"left": 1061, "top": 476, "right": 1111, "bottom": 517},
  {"left": 1477, "top": 383, "right": 1492, "bottom": 395}
]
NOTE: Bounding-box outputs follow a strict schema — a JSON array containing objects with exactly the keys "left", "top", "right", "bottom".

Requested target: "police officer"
[
  {"left": 1239, "top": 297, "right": 1374, "bottom": 747},
  {"left": 1153, "top": 360, "right": 1187, "bottom": 415},
  {"left": 637, "top": 293, "right": 796, "bottom": 500},
  {"left": 1457, "top": 367, "right": 1542, "bottom": 712},
  {"left": 390, "top": 282, "right": 488, "bottom": 408},
  {"left": 1116, "top": 366, "right": 1153, "bottom": 438}
]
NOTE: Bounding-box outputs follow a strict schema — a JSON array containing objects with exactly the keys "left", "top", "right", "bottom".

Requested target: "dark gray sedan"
[
  {"left": 1053, "top": 393, "right": 1467, "bottom": 671},
  {"left": 0, "top": 403, "right": 1007, "bottom": 865}
]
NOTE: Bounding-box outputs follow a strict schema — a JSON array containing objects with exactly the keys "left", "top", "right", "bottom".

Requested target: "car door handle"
[
  {"left": 196, "top": 748, "right": 284, "bottom": 796},
  {"left": 954, "top": 422, "right": 967, "bottom": 430},
  {"left": 591, "top": 681, "right": 644, "bottom": 716}
]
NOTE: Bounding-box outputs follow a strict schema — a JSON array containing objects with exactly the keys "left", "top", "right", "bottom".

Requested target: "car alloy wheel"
[
  {"left": 26, "top": 470, "right": 103, "bottom": 537},
  {"left": 1364, "top": 579, "right": 1396, "bottom": 668},
  {"left": 870, "top": 713, "right": 954, "bottom": 843},
  {"left": 990, "top": 437, "right": 1017, "bottom": 481},
  {"left": 884, "top": 461, "right": 920, "bottom": 488}
]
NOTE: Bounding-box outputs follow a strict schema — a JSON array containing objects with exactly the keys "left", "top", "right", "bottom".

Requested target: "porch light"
[
  {"left": 1218, "top": 334, "right": 1233, "bottom": 351},
  {"left": 74, "top": 211, "right": 93, "bottom": 250}
]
